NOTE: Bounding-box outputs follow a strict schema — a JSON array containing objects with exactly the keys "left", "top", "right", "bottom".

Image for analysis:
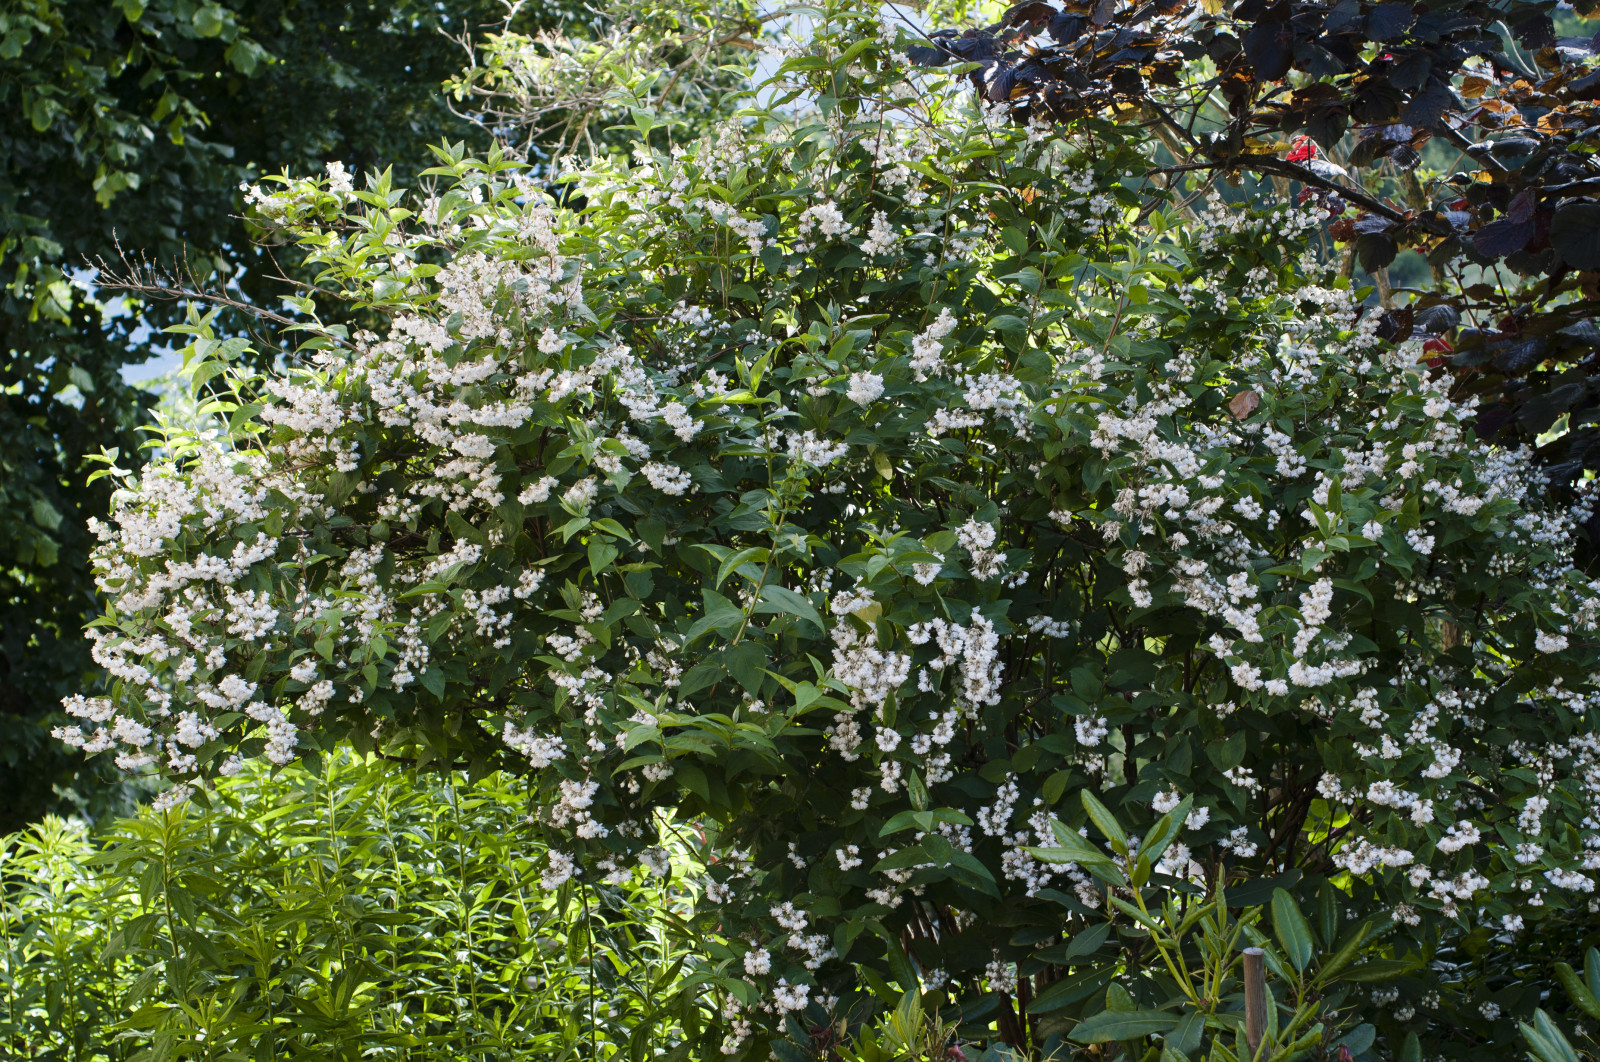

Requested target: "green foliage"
[
  {"left": 0, "top": 755, "right": 695, "bottom": 1060},
  {"left": 1523, "top": 1010, "right": 1586, "bottom": 1062},
  {"left": 48, "top": 0, "right": 1600, "bottom": 1057}
]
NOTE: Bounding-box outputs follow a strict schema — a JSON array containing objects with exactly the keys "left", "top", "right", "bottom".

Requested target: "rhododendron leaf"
[
  {"left": 1026, "top": 966, "right": 1115, "bottom": 1015},
  {"left": 1555, "top": 962, "right": 1600, "bottom": 1020},
  {"left": 1069, "top": 1008, "right": 1179, "bottom": 1044},
  {"left": 1036, "top": 819, "right": 1114, "bottom": 868},
  {"left": 1271, "top": 888, "right": 1314, "bottom": 972},
  {"left": 1341, "top": 958, "right": 1420, "bottom": 981}
]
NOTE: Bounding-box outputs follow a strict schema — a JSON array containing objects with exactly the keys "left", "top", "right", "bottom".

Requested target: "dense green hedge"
[{"left": 0, "top": 755, "right": 694, "bottom": 1060}]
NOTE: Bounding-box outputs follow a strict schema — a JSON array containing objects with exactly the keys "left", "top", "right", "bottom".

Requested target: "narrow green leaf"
[
  {"left": 1081, "top": 791, "right": 1128, "bottom": 856},
  {"left": 1271, "top": 888, "right": 1314, "bottom": 973},
  {"left": 1030, "top": 818, "right": 1115, "bottom": 868}
]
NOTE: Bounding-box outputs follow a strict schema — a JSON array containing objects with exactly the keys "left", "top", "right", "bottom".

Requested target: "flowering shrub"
[{"left": 59, "top": 2, "right": 1600, "bottom": 1055}]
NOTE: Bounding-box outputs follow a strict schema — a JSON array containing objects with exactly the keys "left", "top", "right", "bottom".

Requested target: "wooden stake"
[{"left": 1243, "top": 946, "right": 1267, "bottom": 1060}]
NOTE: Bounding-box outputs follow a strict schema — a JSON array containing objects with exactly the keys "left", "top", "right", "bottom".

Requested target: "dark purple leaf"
[
  {"left": 1322, "top": 0, "right": 1362, "bottom": 32},
  {"left": 1048, "top": 13, "right": 1087, "bottom": 44},
  {"left": 1002, "top": 1, "right": 1057, "bottom": 28},
  {"left": 1512, "top": 13, "right": 1555, "bottom": 50},
  {"left": 1388, "top": 143, "right": 1421, "bottom": 169},
  {"left": 1357, "top": 231, "right": 1399, "bottom": 271},
  {"left": 1109, "top": 66, "right": 1144, "bottom": 95},
  {"left": 1414, "top": 303, "right": 1460, "bottom": 333},
  {"left": 986, "top": 64, "right": 1020, "bottom": 102},
  {"left": 1306, "top": 108, "right": 1348, "bottom": 149},
  {"left": 1389, "top": 52, "right": 1432, "bottom": 90},
  {"left": 1365, "top": 2, "right": 1416, "bottom": 43},
  {"left": 1488, "top": 136, "right": 1540, "bottom": 161},
  {"left": 1473, "top": 404, "right": 1517, "bottom": 437},
  {"left": 1507, "top": 189, "right": 1535, "bottom": 224},
  {"left": 1473, "top": 215, "right": 1535, "bottom": 258},
  {"left": 1376, "top": 306, "right": 1414, "bottom": 342},
  {"left": 1243, "top": 19, "right": 1294, "bottom": 80},
  {"left": 1400, "top": 81, "right": 1456, "bottom": 126},
  {"left": 1551, "top": 202, "right": 1600, "bottom": 271},
  {"left": 1491, "top": 337, "right": 1549, "bottom": 373}
]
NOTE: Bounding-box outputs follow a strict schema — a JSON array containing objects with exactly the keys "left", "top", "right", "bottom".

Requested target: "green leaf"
[
  {"left": 722, "top": 641, "right": 769, "bottom": 694},
  {"left": 192, "top": 4, "right": 225, "bottom": 36},
  {"left": 716, "top": 546, "right": 767, "bottom": 588},
  {"left": 1205, "top": 730, "right": 1246, "bottom": 772},
  {"left": 1026, "top": 966, "right": 1113, "bottom": 1015},
  {"left": 754, "top": 584, "right": 825, "bottom": 634},
  {"left": 588, "top": 538, "right": 619, "bottom": 575},
  {"left": 1170, "top": 1012, "right": 1204, "bottom": 1057},
  {"left": 1271, "top": 888, "right": 1315, "bottom": 973},
  {"left": 685, "top": 589, "right": 745, "bottom": 643},
  {"left": 1555, "top": 963, "right": 1600, "bottom": 1020},
  {"left": 1522, "top": 1010, "right": 1581, "bottom": 1062},
  {"left": 1138, "top": 796, "right": 1191, "bottom": 868},
  {"left": 31, "top": 498, "right": 62, "bottom": 531},
  {"left": 1313, "top": 921, "right": 1370, "bottom": 986},
  {"left": 1068, "top": 1009, "right": 1179, "bottom": 1044},
  {"left": 1081, "top": 791, "right": 1128, "bottom": 856},
  {"left": 1341, "top": 958, "right": 1418, "bottom": 982},
  {"left": 1030, "top": 818, "right": 1115, "bottom": 868}
]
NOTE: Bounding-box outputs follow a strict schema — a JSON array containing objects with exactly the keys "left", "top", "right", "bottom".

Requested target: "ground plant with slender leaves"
[
  {"left": 52, "top": 1, "right": 1600, "bottom": 1056},
  {"left": 0, "top": 754, "right": 693, "bottom": 1061}
]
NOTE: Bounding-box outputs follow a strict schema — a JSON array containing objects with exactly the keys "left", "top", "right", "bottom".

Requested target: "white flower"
[
  {"left": 860, "top": 211, "right": 897, "bottom": 256},
  {"left": 642, "top": 462, "right": 692, "bottom": 495},
  {"left": 1536, "top": 630, "right": 1569, "bottom": 653},
  {"left": 846, "top": 372, "right": 885, "bottom": 406}
]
